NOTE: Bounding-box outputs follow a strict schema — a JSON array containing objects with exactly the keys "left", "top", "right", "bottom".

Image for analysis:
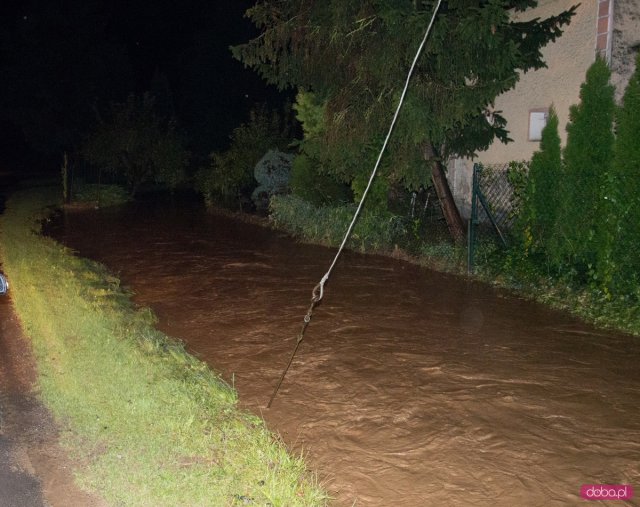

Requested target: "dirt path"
[{"left": 0, "top": 295, "right": 106, "bottom": 507}]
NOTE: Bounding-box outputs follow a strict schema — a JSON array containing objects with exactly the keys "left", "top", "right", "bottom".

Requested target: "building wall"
[{"left": 611, "top": 0, "right": 640, "bottom": 99}]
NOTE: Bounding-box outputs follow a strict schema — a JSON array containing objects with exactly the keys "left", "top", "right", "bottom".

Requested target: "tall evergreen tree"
[
  {"left": 555, "top": 57, "right": 615, "bottom": 279},
  {"left": 609, "top": 53, "right": 640, "bottom": 295},
  {"left": 520, "top": 107, "right": 561, "bottom": 259},
  {"left": 232, "top": 0, "right": 576, "bottom": 241}
]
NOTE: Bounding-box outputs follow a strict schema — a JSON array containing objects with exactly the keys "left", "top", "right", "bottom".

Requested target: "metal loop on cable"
[{"left": 312, "top": 281, "right": 323, "bottom": 303}]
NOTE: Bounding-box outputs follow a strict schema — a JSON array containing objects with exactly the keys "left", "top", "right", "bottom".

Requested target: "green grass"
[
  {"left": 0, "top": 186, "right": 328, "bottom": 506},
  {"left": 269, "top": 194, "right": 409, "bottom": 252}
]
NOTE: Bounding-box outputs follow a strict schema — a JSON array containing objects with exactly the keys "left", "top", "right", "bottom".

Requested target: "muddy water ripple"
[{"left": 49, "top": 199, "right": 640, "bottom": 506}]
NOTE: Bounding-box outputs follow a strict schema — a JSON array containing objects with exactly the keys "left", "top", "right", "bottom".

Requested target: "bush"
[
  {"left": 351, "top": 171, "right": 389, "bottom": 212},
  {"left": 290, "top": 154, "right": 352, "bottom": 206},
  {"left": 251, "top": 150, "right": 294, "bottom": 212},
  {"left": 83, "top": 93, "right": 189, "bottom": 197},
  {"left": 516, "top": 108, "right": 561, "bottom": 264},
  {"left": 609, "top": 52, "right": 640, "bottom": 295},
  {"left": 195, "top": 105, "right": 292, "bottom": 209},
  {"left": 269, "top": 195, "right": 406, "bottom": 252},
  {"left": 554, "top": 57, "right": 615, "bottom": 279}
]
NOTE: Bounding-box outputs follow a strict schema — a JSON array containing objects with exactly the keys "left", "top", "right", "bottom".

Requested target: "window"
[{"left": 528, "top": 109, "right": 549, "bottom": 141}]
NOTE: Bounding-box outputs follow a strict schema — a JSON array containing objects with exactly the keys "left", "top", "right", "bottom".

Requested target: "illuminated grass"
[{"left": 0, "top": 186, "right": 327, "bottom": 506}]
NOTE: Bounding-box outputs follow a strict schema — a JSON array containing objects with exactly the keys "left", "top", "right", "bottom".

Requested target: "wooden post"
[{"left": 424, "top": 145, "right": 466, "bottom": 243}]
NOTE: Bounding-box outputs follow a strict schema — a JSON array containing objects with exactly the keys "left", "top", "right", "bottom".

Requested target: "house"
[{"left": 448, "top": 0, "right": 640, "bottom": 219}]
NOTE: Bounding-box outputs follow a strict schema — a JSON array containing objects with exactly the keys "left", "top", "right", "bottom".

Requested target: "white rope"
[
  {"left": 313, "top": 0, "right": 443, "bottom": 302},
  {"left": 268, "top": 2, "right": 444, "bottom": 408}
]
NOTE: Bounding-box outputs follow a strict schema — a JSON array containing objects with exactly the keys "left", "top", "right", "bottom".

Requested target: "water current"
[{"left": 49, "top": 197, "right": 639, "bottom": 506}]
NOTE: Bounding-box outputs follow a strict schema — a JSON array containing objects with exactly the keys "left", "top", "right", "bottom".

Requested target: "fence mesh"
[
  {"left": 475, "top": 162, "right": 519, "bottom": 231},
  {"left": 468, "top": 162, "right": 525, "bottom": 272}
]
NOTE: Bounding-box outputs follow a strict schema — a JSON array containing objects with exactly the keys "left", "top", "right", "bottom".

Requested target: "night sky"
[{"left": 0, "top": 0, "right": 285, "bottom": 171}]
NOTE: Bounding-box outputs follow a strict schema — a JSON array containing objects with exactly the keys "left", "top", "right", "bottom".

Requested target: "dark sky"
[
  {"left": 0, "top": 0, "right": 285, "bottom": 169},
  {"left": 107, "top": 1, "right": 265, "bottom": 91}
]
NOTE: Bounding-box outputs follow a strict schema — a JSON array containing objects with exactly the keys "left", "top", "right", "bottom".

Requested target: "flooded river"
[{"left": 49, "top": 198, "right": 639, "bottom": 506}]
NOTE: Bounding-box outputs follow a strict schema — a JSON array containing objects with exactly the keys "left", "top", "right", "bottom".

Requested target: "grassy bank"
[{"left": 0, "top": 186, "right": 327, "bottom": 506}]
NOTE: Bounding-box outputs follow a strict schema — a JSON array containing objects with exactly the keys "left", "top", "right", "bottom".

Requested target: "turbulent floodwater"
[{"left": 49, "top": 198, "right": 640, "bottom": 506}]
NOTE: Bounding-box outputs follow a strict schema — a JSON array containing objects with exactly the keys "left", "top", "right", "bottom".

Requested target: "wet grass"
[{"left": 0, "top": 186, "right": 327, "bottom": 506}]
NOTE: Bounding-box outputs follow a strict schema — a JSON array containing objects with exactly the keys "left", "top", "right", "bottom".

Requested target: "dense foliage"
[
  {"left": 195, "top": 106, "right": 292, "bottom": 209},
  {"left": 289, "top": 153, "right": 353, "bottom": 206},
  {"left": 233, "top": 0, "right": 576, "bottom": 238},
  {"left": 555, "top": 57, "right": 616, "bottom": 279},
  {"left": 608, "top": 53, "right": 640, "bottom": 297},
  {"left": 83, "top": 93, "right": 189, "bottom": 197},
  {"left": 517, "top": 108, "right": 561, "bottom": 262},
  {"left": 512, "top": 56, "right": 640, "bottom": 305},
  {"left": 270, "top": 195, "right": 409, "bottom": 252}
]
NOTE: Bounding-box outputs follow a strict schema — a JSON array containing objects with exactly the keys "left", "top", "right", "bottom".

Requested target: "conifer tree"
[
  {"left": 609, "top": 53, "right": 640, "bottom": 295},
  {"left": 232, "top": 0, "right": 576, "bottom": 241},
  {"left": 554, "top": 57, "right": 615, "bottom": 279},
  {"left": 520, "top": 107, "right": 561, "bottom": 259}
]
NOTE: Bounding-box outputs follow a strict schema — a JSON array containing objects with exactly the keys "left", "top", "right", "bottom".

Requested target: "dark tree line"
[{"left": 0, "top": 0, "right": 282, "bottom": 172}]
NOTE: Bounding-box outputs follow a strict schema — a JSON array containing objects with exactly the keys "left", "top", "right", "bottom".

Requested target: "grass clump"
[
  {"left": 0, "top": 186, "right": 327, "bottom": 506},
  {"left": 269, "top": 194, "right": 465, "bottom": 271},
  {"left": 270, "top": 194, "right": 409, "bottom": 253}
]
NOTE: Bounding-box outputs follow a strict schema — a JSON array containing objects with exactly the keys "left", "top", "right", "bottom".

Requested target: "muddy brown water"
[{"left": 48, "top": 198, "right": 639, "bottom": 506}]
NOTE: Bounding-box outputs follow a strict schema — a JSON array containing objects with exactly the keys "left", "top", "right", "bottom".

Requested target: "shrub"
[
  {"left": 290, "top": 154, "right": 352, "bottom": 206},
  {"left": 195, "top": 105, "right": 292, "bottom": 209},
  {"left": 351, "top": 171, "right": 389, "bottom": 212},
  {"left": 517, "top": 108, "right": 561, "bottom": 262},
  {"left": 609, "top": 52, "right": 640, "bottom": 296},
  {"left": 554, "top": 57, "right": 615, "bottom": 280},
  {"left": 83, "top": 93, "right": 189, "bottom": 197},
  {"left": 269, "top": 195, "right": 406, "bottom": 252}
]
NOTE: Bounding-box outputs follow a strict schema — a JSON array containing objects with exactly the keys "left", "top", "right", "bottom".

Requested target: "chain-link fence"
[{"left": 468, "top": 162, "right": 524, "bottom": 272}]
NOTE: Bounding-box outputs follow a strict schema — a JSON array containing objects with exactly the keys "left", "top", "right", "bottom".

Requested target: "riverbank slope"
[{"left": 0, "top": 186, "right": 326, "bottom": 506}]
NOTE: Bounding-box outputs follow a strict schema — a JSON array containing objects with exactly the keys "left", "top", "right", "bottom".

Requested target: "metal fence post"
[{"left": 468, "top": 163, "right": 480, "bottom": 274}]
